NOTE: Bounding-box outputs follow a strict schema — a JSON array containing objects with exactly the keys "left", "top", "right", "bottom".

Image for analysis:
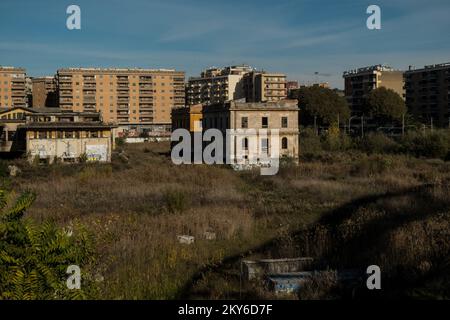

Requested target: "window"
[
  {"left": 241, "top": 117, "right": 248, "bottom": 128},
  {"left": 261, "top": 138, "right": 269, "bottom": 152},
  {"left": 281, "top": 117, "right": 288, "bottom": 128},
  {"left": 242, "top": 137, "right": 249, "bottom": 150},
  {"left": 7, "top": 131, "right": 15, "bottom": 141},
  {"left": 262, "top": 117, "right": 268, "bottom": 128},
  {"left": 282, "top": 137, "right": 288, "bottom": 149},
  {"left": 65, "top": 131, "right": 74, "bottom": 139},
  {"left": 38, "top": 131, "right": 46, "bottom": 139}
]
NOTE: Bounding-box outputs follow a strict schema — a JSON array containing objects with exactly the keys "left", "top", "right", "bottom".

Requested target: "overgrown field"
[{"left": 1, "top": 141, "right": 449, "bottom": 299}]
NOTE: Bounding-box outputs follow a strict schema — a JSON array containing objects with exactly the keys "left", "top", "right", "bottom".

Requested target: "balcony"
[
  {"left": 139, "top": 84, "right": 153, "bottom": 90},
  {"left": 139, "top": 76, "right": 152, "bottom": 83},
  {"left": 117, "top": 77, "right": 129, "bottom": 83},
  {"left": 83, "top": 104, "right": 96, "bottom": 110},
  {"left": 83, "top": 84, "right": 96, "bottom": 90},
  {"left": 139, "top": 90, "right": 153, "bottom": 96},
  {"left": 83, "top": 77, "right": 96, "bottom": 84},
  {"left": 59, "top": 76, "right": 72, "bottom": 82},
  {"left": 117, "top": 90, "right": 129, "bottom": 97},
  {"left": 11, "top": 91, "right": 25, "bottom": 97},
  {"left": 117, "top": 97, "right": 129, "bottom": 103},
  {"left": 59, "top": 83, "right": 72, "bottom": 89},
  {"left": 83, "top": 96, "right": 96, "bottom": 103},
  {"left": 60, "top": 90, "right": 73, "bottom": 97},
  {"left": 60, "top": 98, "right": 73, "bottom": 103}
]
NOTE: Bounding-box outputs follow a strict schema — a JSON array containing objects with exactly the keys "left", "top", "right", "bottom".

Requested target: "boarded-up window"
[{"left": 241, "top": 117, "right": 248, "bottom": 128}]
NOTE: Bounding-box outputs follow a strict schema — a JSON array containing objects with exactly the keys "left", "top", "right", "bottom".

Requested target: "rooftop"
[
  {"left": 203, "top": 99, "right": 298, "bottom": 112},
  {"left": 18, "top": 122, "right": 116, "bottom": 129},
  {"left": 405, "top": 62, "right": 450, "bottom": 73},
  {"left": 57, "top": 67, "right": 184, "bottom": 74},
  {"left": 343, "top": 65, "right": 400, "bottom": 76}
]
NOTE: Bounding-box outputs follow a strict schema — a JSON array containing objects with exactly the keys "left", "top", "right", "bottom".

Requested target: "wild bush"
[{"left": 0, "top": 189, "right": 95, "bottom": 299}]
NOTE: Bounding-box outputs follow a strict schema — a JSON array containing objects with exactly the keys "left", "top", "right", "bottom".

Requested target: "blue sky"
[{"left": 1, "top": 0, "right": 449, "bottom": 88}]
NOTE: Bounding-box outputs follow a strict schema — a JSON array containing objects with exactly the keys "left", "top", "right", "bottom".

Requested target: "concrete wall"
[{"left": 26, "top": 136, "right": 112, "bottom": 163}]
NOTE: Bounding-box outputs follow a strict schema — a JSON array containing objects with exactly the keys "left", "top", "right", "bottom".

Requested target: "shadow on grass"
[{"left": 176, "top": 183, "right": 450, "bottom": 299}]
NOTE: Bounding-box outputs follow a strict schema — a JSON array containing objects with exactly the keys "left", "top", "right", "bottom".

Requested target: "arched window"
[
  {"left": 282, "top": 137, "right": 288, "bottom": 149},
  {"left": 242, "top": 137, "right": 248, "bottom": 150}
]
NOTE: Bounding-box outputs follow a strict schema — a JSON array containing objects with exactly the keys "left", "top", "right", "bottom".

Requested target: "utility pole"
[
  {"left": 361, "top": 115, "right": 364, "bottom": 138},
  {"left": 314, "top": 115, "right": 318, "bottom": 135},
  {"left": 337, "top": 113, "right": 340, "bottom": 131},
  {"left": 402, "top": 114, "right": 405, "bottom": 136}
]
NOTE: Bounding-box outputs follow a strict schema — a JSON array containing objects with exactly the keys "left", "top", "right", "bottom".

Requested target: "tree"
[
  {"left": 0, "top": 189, "right": 95, "bottom": 299},
  {"left": 291, "top": 86, "right": 350, "bottom": 127},
  {"left": 364, "top": 87, "right": 406, "bottom": 121}
]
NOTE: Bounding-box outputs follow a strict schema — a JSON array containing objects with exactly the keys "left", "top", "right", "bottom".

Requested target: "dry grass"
[{"left": 3, "top": 142, "right": 450, "bottom": 299}]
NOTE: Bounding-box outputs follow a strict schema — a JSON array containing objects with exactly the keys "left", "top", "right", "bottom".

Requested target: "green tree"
[
  {"left": 0, "top": 189, "right": 95, "bottom": 300},
  {"left": 291, "top": 86, "right": 350, "bottom": 127},
  {"left": 364, "top": 87, "right": 406, "bottom": 121}
]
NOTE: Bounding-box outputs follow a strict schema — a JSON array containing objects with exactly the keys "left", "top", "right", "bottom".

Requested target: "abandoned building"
[
  {"left": 202, "top": 100, "right": 299, "bottom": 164},
  {"left": 0, "top": 107, "right": 117, "bottom": 163}
]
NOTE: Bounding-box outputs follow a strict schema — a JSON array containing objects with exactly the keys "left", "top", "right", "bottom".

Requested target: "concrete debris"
[
  {"left": 177, "top": 235, "right": 195, "bottom": 245},
  {"left": 8, "top": 165, "right": 21, "bottom": 177},
  {"left": 242, "top": 257, "right": 314, "bottom": 281},
  {"left": 204, "top": 231, "right": 216, "bottom": 240}
]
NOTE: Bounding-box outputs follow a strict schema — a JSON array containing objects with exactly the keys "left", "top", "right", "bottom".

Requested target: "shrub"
[
  {"left": 401, "top": 130, "right": 450, "bottom": 159},
  {"left": 358, "top": 132, "right": 400, "bottom": 154},
  {"left": 351, "top": 155, "right": 394, "bottom": 176},
  {"left": 0, "top": 160, "right": 8, "bottom": 178},
  {"left": 321, "top": 126, "right": 352, "bottom": 152},
  {"left": 0, "top": 189, "right": 96, "bottom": 299},
  {"left": 163, "top": 189, "right": 190, "bottom": 213},
  {"left": 299, "top": 128, "right": 323, "bottom": 157},
  {"left": 115, "top": 137, "right": 125, "bottom": 147}
]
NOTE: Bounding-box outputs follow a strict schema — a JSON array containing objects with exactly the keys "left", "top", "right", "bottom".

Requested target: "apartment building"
[
  {"left": 32, "top": 77, "right": 58, "bottom": 108},
  {"left": 404, "top": 63, "right": 450, "bottom": 128},
  {"left": 0, "top": 67, "right": 27, "bottom": 108},
  {"left": 187, "top": 66, "right": 288, "bottom": 106},
  {"left": 56, "top": 68, "right": 185, "bottom": 133},
  {"left": 202, "top": 100, "right": 299, "bottom": 164},
  {"left": 343, "top": 65, "right": 404, "bottom": 115},
  {"left": 242, "top": 71, "right": 287, "bottom": 102},
  {"left": 186, "top": 65, "right": 253, "bottom": 106}
]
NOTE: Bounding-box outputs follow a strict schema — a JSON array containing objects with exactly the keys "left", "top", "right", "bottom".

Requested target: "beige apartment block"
[
  {"left": 243, "top": 71, "right": 287, "bottom": 102},
  {"left": 32, "top": 77, "right": 58, "bottom": 108},
  {"left": 405, "top": 63, "right": 450, "bottom": 128},
  {"left": 0, "top": 66, "right": 27, "bottom": 108},
  {"left": 187, "top": 65, "right": 253, "bottom": 106},
  {"left": 56, "top": 68, "right": 185, "bottom": 133},
  {"left": 187, "top": 66, "right": 287, "bottom": 106},
  {"left": 202, "top": 100, "right": 299, "bottom": 163},
  {"left": 343, "top": 65, "right": 404, "bottom": 115}
]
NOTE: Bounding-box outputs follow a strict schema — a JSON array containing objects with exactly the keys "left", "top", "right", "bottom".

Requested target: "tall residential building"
[
  {"left": 0, "top": 66, "right": 27, "bottom": 108},
  {"left": 404, "top": 63, "right": 450, "bottom": 128},
  {"left": 186, "top": 65, "right": 253, "bottom": 106},
  {"left": 242, "top": 71, "right": 287, "bottom": 102},
  {"left": 343, "top": 65, "right": 404, "bottom": 115},
  {"left": 32, "top": 77, "right": 58, "bottom": 108},
  {"left": 56, "top": 68, "right": 185, "bottom": 132}
]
